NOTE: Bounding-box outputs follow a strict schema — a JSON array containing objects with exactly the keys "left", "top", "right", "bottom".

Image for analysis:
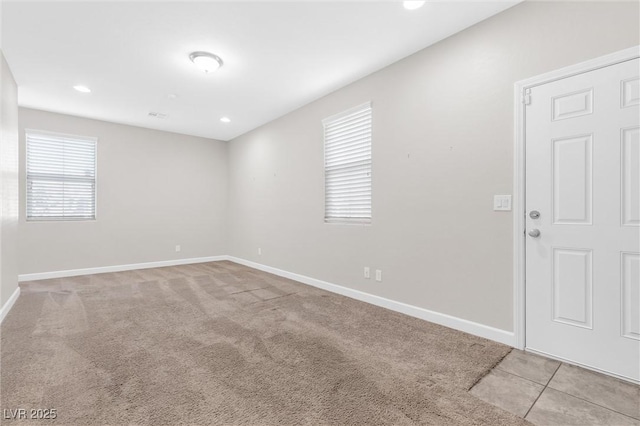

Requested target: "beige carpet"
[{"left": 1, "top": 261, "right": 528, "bottom": 425}]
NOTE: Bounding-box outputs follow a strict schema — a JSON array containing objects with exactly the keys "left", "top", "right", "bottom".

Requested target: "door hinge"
[{"left": 522, "top": 89, "right": 532, "bottom": 105}]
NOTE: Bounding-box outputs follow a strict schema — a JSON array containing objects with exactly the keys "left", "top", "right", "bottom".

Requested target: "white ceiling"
[{"left": 2, "top": 1, "right": 520, "bottom": 141}]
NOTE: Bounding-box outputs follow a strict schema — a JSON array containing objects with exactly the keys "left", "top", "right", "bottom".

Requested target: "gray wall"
[
  {"left": 1, "top": 50, "right": 19, "bottom": 306},
  {"left": 227, "top": 1, "right": 640, "bottom": 331},
  {"left": 18, "top": 108, "right": 228, "bottom": 274}
]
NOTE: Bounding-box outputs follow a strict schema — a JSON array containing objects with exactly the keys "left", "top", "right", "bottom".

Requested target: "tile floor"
[{"left": 470, "top": 350, "right": 640, "bottom": 425}]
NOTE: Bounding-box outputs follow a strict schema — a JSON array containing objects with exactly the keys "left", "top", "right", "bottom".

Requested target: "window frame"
[
  {"left": 25, "top": 129, "right": 98, "bottom": 222},
  {"left": 322, "top": 101, "right": 372, "bottom": 225}
]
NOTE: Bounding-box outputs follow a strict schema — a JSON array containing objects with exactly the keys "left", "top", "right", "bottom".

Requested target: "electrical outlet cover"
[{"left": 493, "top": 195, "right": 512, "bottom": 211}]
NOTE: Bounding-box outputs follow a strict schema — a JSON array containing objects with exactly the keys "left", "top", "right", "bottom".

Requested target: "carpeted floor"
[{"left": 1, "top": 261, "right": 528, "bottom": 425}]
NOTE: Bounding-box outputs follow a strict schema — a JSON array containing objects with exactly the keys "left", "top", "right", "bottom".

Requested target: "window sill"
[
  {"left": 324, "top": 218, "right": 371, "bottom": 226},
  {"left": 26, "top": 217, "right": 97, "bottom": 222}
]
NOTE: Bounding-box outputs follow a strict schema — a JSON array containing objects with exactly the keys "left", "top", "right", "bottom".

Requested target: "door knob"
[{"left": 528, "top": 229, "right": 541, "bottom": 238}]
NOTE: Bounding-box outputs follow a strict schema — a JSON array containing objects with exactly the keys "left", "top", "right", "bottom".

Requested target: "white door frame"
[{"left": 513, "top": 45, "right": 640, "bottom": 351}]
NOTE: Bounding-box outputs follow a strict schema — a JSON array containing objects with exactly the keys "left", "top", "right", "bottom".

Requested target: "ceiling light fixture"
[
  {"left": 189, "top": 51, "right": 223, "bottom": 73},
  {"left": 73, "top": 85, "right": 91, "bottom": 93},
  {"left": 403, "top": 1, "right": 425, "bottom": 10},
  {"left": 220, "top": 117, "right": 231, "bottom": 123}
]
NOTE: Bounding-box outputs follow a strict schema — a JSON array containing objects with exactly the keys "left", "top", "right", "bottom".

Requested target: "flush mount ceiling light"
[
  {"left": 189, "top": 51, "right": 223, "bottom": 73},
  {"left": 403, "top": 1, "right": 425, "bottom": 10},
  {"left": 73, "top": 85, "right": 91, "bottom": 93},
  {"left": 220, "top": 117, "right": 231, "bottom": 123}
]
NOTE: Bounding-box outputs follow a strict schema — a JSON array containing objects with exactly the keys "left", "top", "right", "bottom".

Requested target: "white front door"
[{"left": 525, "top": 58, "right": 640, "bottom": 382}]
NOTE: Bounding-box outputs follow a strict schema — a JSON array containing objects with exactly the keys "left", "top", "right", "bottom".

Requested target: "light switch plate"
[{"left": 493, "top": 195, "right": 512, "bottom": 211}]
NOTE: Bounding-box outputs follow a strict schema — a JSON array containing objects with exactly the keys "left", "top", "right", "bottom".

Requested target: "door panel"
[
  {"left": 526, "top": 58, "right": 640, "bottom": 382},
  {"left": 622, "top": 77, "right": 639, "bottom": 108},
  {"left": 552, "top": 134, "right": 592, "bottom": 224},
  {"left": 552, "top": 247, "right": 593, "bottom": 329},
  {"left": 552, "top": 88, "right": 593, "bottom": 121},
  {"left": 622, "top": 252, "right": 640, "bottom": 341},
  {"left": 622, "top": 126, "right": 640, "bottom": 226}
]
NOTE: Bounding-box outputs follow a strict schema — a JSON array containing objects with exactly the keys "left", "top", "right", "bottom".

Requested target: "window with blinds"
[
  {"left": 26, "top": 131, "right": 97, "bottom": 221},
  {"left": 323, "top": 102, "right": 372, "bottom": 224}
]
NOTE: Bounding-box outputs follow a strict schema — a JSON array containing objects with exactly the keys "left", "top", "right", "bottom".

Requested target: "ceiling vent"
[{"left": 148, "top": 112, "right": 168, "bottom": 119}]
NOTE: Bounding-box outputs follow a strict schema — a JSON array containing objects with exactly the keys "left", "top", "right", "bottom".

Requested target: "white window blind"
[
  {"left": 323, "top": 102, "right": 372, "bottom": 223},
  {"left": 26, "top": 131, "right": 97, "bottom": 221}
]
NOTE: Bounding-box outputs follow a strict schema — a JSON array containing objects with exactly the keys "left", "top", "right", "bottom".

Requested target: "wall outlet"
[
  {"left": 364, "top": 267, "right": 370, "bottom": 279},
  {"left": 175, "top": 245, "right": 181, "bottom": 252},
  {"left": 375, "top": 269, "right": 382, "bottom": 282},
  {"left": 258, "top": 248, "right": 262, "bottom": 255}
]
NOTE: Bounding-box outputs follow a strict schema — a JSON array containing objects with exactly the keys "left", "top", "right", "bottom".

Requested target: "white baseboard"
[
  {"left": 227, "top": 256, "right": 516, "bottom": 347},
  {"left": 15, "top": 254, "right": 515, "bottom": 347},
  {"left": 18, "top": 256, "right": 228, "bottom": 282},
  {"left": 0, "top": 287, "right": 21, "bottom": 324}
]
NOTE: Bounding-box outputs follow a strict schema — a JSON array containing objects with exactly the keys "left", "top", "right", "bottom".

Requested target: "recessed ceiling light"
[
  {"left": 220, "top": 117, "right": 231, "bottom": 123},
  {"left": 73, "top": 85, "right": 91, "bottom": 93},
  {"left": 189, "top": 51, "right": 223, "bottom": 73},
  {"left": 403, "top": 1, "right": 425, "bottom": 10}
]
